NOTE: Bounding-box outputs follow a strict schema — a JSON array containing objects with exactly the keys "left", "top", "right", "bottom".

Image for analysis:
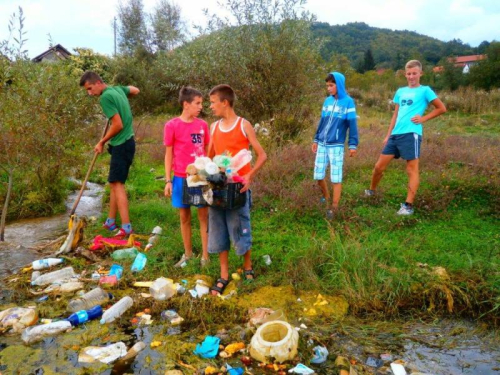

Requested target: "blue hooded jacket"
[{"left": 313, "top": 72, "right": 359, "bottom": 149}]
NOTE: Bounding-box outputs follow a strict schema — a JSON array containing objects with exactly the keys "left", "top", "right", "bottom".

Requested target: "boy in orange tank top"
[{"left": 207, "top": 84, "right": 267, "bottom": 296}]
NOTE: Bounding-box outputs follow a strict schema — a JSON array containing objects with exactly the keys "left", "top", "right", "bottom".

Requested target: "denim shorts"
[
  {"left": 382, "top": 133, "right": 422, "bottom": 160},
  {"left": 208, "top": 190, "right": 252, "bottom": 256},
  {"left": 108, "top": 137, "right": 135, "bottom": 183}
]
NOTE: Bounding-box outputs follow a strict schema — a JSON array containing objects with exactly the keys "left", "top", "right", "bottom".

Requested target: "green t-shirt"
[{"left": 99, "top": 86, "right": 134, "bottom": 146}]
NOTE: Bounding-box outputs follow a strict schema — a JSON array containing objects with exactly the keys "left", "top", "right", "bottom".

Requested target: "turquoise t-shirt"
[{"left": 392, "top": 85, "right": 437, "bottom": 136}]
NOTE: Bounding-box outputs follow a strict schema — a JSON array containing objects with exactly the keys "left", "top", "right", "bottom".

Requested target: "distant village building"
[
  {"left": 433, "top": 54, "right": 486, "bottom": 74},
  {"left": 32, "top": 44, "right": 72, "bottom": 63}
]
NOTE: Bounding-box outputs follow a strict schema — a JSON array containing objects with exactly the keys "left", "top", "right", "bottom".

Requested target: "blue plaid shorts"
[{"left": 313, "top": 145, "right": 344, "bottom": 183}]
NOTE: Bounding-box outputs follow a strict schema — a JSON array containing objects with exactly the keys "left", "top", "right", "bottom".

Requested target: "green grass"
[{"left": 85, "top": 112, "right": 500, "bottom": 322}]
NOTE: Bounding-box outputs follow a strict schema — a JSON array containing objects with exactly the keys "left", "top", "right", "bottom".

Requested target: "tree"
[
  {"left": 150, "top": 0, "right": 185, "bottom": 51},
  {"left": 117, "top": 0, "right": 150, "bottom": 55},
  {"left": 154, "top": 0, "right": 323, "bottom": 141},
  {"left": 362, "top": 48, "right": 375, "bottom": 72},
  {"left": 469, "top": 42, "right": 500, "bottom": 90}
]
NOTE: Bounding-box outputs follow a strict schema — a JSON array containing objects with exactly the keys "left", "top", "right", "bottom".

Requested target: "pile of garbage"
[{"left": 0, "top": 225, "right": 428, "bottom": 375}]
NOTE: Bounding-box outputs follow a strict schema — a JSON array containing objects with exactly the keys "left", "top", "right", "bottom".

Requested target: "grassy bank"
[{"left": 89, "top": 109, "right": 499, "bottom": 323}]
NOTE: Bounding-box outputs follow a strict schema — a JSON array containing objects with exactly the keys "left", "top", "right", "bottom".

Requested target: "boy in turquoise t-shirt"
[{"left": 365, "top": 60, "right": 446, "bottom": 215}]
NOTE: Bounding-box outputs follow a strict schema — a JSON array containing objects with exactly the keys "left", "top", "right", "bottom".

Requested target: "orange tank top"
[{"left": 212, "top": 117, "right": 251, "bottom": 176}]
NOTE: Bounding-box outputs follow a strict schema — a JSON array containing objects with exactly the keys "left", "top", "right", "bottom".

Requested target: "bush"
[
  {"left": 0, "top": 59, "right": 101, "bottom": 219},
  {"left": 152, "top": 0, "right": 323, "bottom": 143}
]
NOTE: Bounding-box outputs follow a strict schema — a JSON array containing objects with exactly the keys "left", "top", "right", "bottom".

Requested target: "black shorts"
[
  {"left": 108, "top": 137, "right": 135, "bottom": 183},
  {"left": 382, "top": 133, "right": 421, "bottom": 160}
]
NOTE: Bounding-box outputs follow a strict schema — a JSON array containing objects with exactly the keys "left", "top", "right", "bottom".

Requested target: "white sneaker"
[
  {"left": 174, "top": 254, "right": 193, "bottom": 268},
  {"left": 364, "top": 189, "right": 375, "bottom": 197},
  {"left": 397, "top": 203, "right": 414, "bottom": 216}
]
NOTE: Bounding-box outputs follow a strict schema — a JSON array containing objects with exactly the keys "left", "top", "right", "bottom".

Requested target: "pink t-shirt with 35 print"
[{"left": 163, "top": 117, "right": 210, "bottom": 178}]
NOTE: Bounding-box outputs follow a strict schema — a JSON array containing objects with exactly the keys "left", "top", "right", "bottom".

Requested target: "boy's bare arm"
[
  {"left": 241, "top": 120, "right": 267, "bottom": 192},
  {"left": 384, "top": 105, "right": 399, "bottom": 144},
  {"left": 128, "top": 86, "right": 140, "bottom": 97},
  {"left": 94, "top": 114, "right": 123, "bottom": 154},
  {"left": 411, "top": 98, "right": 447, "bottom": 124},
  {"left": 164, "top": 146, "right": 173, "bottom": 197},
  {"left": 208, "top": 123, "right": 216, "bottom": 158}
]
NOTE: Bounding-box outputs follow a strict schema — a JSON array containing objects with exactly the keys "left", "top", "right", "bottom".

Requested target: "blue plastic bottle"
[
  {"left": 66, "top": 305, "right": 103, "bottom": 326},
  {"left": 109, "top": 264, "right": 123, "bottom": 280},
  {"left": 131, "top": 253, "right": 147, "bottom": 272}
]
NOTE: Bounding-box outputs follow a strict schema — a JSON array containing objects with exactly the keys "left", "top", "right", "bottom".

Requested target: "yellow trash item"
[{"left": 225, "top": 342, "right": 246, "bottom": 354}]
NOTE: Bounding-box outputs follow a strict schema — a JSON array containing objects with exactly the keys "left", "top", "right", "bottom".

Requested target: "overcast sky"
[{"left": 0, "top": 0, "right": 498, "bottom": 57}]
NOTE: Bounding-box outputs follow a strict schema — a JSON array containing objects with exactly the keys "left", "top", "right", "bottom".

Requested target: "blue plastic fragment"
[{"left": 193, "top": 335, "right": 220, "bottom": 358}]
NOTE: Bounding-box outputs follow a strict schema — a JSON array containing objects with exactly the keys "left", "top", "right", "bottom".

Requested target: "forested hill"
[{"left": 312, "top": 22, "right": 488, "bottom": 69}]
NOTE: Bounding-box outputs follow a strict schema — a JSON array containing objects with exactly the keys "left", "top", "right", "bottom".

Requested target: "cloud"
[{"left": 0, "top": 0, "right": 498, "bottom": 57}]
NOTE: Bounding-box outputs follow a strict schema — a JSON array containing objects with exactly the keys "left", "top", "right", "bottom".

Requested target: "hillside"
[{"left": 312, "top": 21, "right": 482, "bottom": 69}]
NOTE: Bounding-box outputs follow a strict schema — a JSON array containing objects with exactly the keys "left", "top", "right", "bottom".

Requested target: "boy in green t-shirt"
[{"left": 80, "top": 71, "right": 140, "bottom": 237}]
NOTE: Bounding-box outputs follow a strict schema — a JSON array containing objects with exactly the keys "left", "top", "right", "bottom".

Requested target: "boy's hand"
[
  {"left": 311, "top": 143, "right": 318, "bottom": 153},
  {"left": 349, "top": 149, "right": 357, "bottom": 157},
  {"left": 164, "top": 182, "right": 172, "bottom": 197},
  {"left": 94, "top": 141, "right": 104, "bottom": 154},
  {"left": 383, "top": 136, "right": 389, "bottom": 146},
  {"left": 411, "top": 115, "right": 423, "bottom": 124},
  {"left": 240, "top": 173, "right": 252, "bottom": 193}
]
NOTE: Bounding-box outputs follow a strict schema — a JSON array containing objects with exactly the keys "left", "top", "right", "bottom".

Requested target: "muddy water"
[{"left": 0, "top": 182, "right": 104, "bottom": 278}]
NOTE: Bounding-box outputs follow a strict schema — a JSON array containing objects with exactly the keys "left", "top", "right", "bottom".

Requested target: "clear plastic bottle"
[
  {"left": 100, "top": 296, "right": 133, "bottom": 324},
  {"left": 230, "top": 149, "right": 252, "bottom": 174},
  {"left": 31, "top": 267, "right": 77, "bottom": 286},
  {"left": 67, "top": 287, "right": 111, "bottom": 313},
  {"left": 21, "top": 321, "right": 72, "bottom": 344},
  {"left": 31, "top": 271, "right": 41, "bottom": 283},
  {"left": 32, "top": 258, "right": 64, "bottom": 270},
  {"left": 150, "top": 277, "right": 176, "bottom": 301},
  {"left": 111, "top": 247, "right": 139, "bottom": 260},
  {"left": 131, "top": 253, "right": 147, "bottom": 272}
]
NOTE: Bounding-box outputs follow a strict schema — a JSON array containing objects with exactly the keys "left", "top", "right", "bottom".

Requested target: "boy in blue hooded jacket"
[{"left": 312, "top": 72, "right": 359, "bottom": 219}]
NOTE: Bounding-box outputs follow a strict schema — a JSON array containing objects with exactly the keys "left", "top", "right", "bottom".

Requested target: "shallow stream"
[{"left": 0, "top": 184, "right": 499, "bottom": 374}]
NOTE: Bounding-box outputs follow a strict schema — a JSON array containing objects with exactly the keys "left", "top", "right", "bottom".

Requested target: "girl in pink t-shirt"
[{"left": 164, "top": 87, "right": 210, "bottom": 268}]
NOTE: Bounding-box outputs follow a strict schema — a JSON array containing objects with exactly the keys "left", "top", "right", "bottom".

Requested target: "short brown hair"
[
  {"left": 79, "top": 71, "right": 103, "bottom": 86},
  {"left": 325, "top": 73, "right": 336, "bottom": 83},
  {"left": 179, "top": 86, "right": 202, "bottom": 106},
  {"left": 405, "top": 60, "right": 422, "bottom": 70},
  {"left": 209, "top": 84, "right": 235, "bottom": 107}
]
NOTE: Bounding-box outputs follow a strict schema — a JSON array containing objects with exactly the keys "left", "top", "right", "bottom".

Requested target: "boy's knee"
[{"left": 374, "top": 163, "right": 386, "bottom": 174}]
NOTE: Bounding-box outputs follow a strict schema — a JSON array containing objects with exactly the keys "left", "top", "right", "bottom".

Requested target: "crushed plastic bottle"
[
  {"left": 32, "top": 258, "right": 64, "bottom": 270},
  {"left": 0, "top": 307, "right": 38, "bottom": 333},
  {"left": 310, "top": 345, "right": 329, "bottom": 364},
  {"left": 68, "top": 288, "right": 111, "bottom": 313},
  {"left": 145, "top": 227, "right": 162, "bottom": 251},
  {"left": 99, "top": 275, "right": 118, "bottom": 286},
  {"left": 100, "top": 296, "right": 133, "bottom": 324},
  {"left": 109, "top": 264, "right": 123, "bottom": 280},
  {"left": 67, "top": 305, "right": 103, "bottom": 326},
  {"left": 111, "top": 247, "right": 139, "bottom": 260},
  {"left": 160, "top": 310, "right": 184, "bottom": 325},
  {"left": 131, "top": 253, "right": 147, "bottom": 272},
  {"left": 150, "top": 277, "right": 176, "bottom": 301},
  {"left": 22, "top": 321, "right": 72, "bottom": 344},
  {"left": 31, "top": 267, "right": 77, "bottom": 286},
  {"left": 78, "top": 341, "right": 128, "bottom": 364}
]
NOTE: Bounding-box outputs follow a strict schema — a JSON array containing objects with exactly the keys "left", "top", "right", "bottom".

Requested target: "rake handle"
[{"left": 69, "top": 120, "right": 110, "bottom": 217}]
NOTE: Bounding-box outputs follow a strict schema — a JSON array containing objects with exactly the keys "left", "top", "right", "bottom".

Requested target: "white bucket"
[{"left": 249, "top": 320, "right": 299, "bottom": 363}]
